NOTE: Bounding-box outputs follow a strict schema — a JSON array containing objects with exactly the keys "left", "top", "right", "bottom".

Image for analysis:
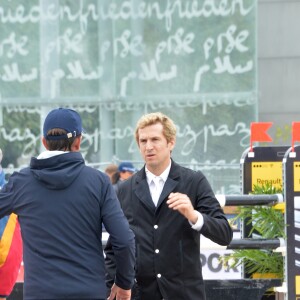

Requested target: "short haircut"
[
  {"left": 45, "top": 128, "right": 78, "bottom": 151},
  {"left": 135, "top": 112, "right": 176, "bottom": 144}
]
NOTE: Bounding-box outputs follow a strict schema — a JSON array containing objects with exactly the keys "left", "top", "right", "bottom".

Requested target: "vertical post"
[{"left": 283, "top": 146, "right": 300, "bottom": 300}]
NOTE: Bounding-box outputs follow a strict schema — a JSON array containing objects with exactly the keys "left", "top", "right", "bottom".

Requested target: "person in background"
[
  {"left": 112, "top": 162, "right": 137, "bottom": 193},
  {"left": 105, "top": 112, "right": 233, "bottom": 300},
  {"left": 0, "top": 108, "right": 135, "bottom": 300},
  {"left": 104, "top": 164, "right": 118, "bottom": 184},
  {"left": 0, "top": 149, "right": 23, "bottom": 300}
]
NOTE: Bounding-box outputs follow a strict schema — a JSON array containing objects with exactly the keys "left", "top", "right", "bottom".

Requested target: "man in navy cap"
[
  {"left": 113, "top": 162, "right": 137, "bottom": 193},
  {"left": 0, "top": 108, "right": 135, "bottom": 300}
]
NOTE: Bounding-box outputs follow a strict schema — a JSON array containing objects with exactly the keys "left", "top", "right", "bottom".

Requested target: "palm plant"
[{"left": 222, "top": 182, "right": 285, "bottom": 278}]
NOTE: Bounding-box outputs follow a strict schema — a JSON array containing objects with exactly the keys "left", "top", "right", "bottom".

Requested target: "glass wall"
[{"left": 0, "top": 0, "right": 257, "bottom": 193}]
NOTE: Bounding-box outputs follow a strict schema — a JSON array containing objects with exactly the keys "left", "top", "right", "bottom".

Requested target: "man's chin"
[{"left": 146, "top": 161, "right": 159, "bottom": 170}]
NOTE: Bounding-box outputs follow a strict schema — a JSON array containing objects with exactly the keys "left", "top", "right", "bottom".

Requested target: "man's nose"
[{"left": 145, "top": 141, "right": 153, "bottom": 150}]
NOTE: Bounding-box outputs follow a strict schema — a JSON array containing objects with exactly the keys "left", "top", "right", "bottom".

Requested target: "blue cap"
[
  {"left": 118, "top": 162, "right": 136, "bottom": 173},
  {"left": 43, "top": 108, "right": 83, "bottom": 140}
]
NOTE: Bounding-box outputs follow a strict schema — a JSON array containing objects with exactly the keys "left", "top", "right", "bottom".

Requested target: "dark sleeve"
[
  {"left": 101, "top": 181, "right": 135, "bottom": 290},
  {"left": 104, "top": 236, "right": 116, "bottom": 290},
  {"left": 196, "top": 173, "right": 233, "bottom": 246}
]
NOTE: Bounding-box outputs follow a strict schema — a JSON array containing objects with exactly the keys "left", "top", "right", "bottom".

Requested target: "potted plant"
[{"left": 222, "top": 182, "right": 285, "bottom": 280}]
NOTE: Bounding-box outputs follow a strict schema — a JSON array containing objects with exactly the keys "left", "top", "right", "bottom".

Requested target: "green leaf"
[{"left": 220, "top": 183, "right": 285, "bottom": 280}]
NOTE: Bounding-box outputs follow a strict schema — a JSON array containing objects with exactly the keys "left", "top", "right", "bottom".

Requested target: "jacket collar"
[{"left": 134, "top": 159, "right": 180, "bottom": 210}]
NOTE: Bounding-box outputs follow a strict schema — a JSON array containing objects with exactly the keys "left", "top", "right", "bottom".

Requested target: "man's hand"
[
  {"left": 107, "top": 283, "right": 131, "bottom": 300},
  {"left": 167, "top": 192, "right": 198, "bottom": 223}
]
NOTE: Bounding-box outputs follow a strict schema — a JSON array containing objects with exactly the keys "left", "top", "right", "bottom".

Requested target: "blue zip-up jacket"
[{"left": 0, "top": 152, "right": 135, "bottom": 299}]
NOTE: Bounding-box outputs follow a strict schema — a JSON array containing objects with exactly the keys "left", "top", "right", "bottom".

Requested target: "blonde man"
[{"left": 105, "top": 112, "right": 233, "bottom": 300}]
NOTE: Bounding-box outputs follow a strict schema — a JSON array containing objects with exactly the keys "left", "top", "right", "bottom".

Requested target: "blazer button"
[
  {"left": 155, "top": 249, "right": 159, "bottom": 254},
  {"left": 154, "top": 225, "right": 158, "bottom": 229},
  {"left": 157, "top": 274, "right": 161, "bottom": 278}
]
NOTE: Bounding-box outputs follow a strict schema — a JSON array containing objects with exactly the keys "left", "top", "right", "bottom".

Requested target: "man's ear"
[
  {"left": 42, "top": 137, "right": 49, "bottom": 150},
  {"left": 71, "top": 136, "right": 81, "bottom": 152},
  {"left": 168, "top": 138, "right": 176, "bottom": 152}
]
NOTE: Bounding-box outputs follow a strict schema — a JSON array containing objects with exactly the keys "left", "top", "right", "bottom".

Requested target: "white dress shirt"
[
  {"left": 146, "top": 162, "right": 171, "bottom": 206},
  {"left": 145, "top": 161, "right": 203, "bottom": 231}
]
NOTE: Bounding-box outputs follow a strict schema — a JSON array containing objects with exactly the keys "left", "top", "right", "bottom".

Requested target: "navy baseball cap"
[
  {"left": 43, "top": 108, "right": 83, "bottom": 140},
  {"left": 118, "top": 162, "right": 136, "bottom": 173}
]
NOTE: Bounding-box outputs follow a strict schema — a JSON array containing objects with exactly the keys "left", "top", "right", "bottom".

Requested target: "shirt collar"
[
  {"left": 145, "top": 160, "right": 172, "bottom": 185},
  {"left": 37, "top": 150, "right": 69, "bottom": 160}
]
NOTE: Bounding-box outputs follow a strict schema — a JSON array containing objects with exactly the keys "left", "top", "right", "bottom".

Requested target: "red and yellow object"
[{"left": 0, "top": 213, "right": 23, "bottom": 297}]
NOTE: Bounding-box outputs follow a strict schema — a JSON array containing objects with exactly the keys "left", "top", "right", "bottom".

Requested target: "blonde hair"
[{"left": 135, "top": 112, "right": 177, "bottom": 144}]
